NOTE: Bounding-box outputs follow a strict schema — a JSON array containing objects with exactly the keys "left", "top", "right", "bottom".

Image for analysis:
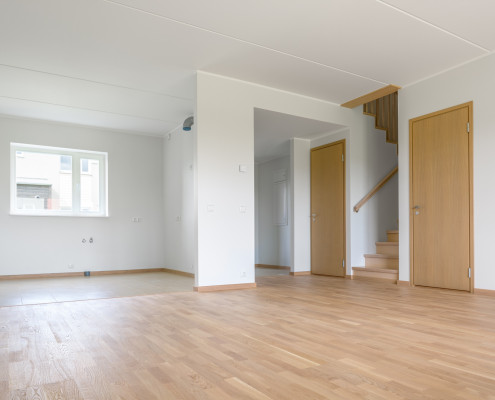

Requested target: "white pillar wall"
[
  {"left": 290, "top": 138, "right": 311, "bottom": 273},
  {"left": 195, "top": 74, "right": 256, "bottom": 288}
]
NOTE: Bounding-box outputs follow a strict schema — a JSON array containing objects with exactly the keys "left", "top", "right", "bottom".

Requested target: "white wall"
[
  {"left": 163, "top": 127, "right": 195, "bottom": 274},
  {"left": 398, "top": 53, "right": 495, "bottom": 290},
  {"left": 0, "top": 116, "right": 165, "bottom": 275},
  {"left": 255, "top": 156, "right": 291, "bottom": 267},
  {"left": 290, "top": 139, "right": 311, "bottom": 273},
  {"left": 195, "top": 71, "right": 385, "bottom": 285},
  {"left": 195, "top": 74, "right": 255, "bottom": 287}
]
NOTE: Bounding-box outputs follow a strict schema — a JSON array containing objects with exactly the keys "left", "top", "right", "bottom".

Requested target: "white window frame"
[{"left": 10, "top": 143, "right": 108, "bottom": 217}]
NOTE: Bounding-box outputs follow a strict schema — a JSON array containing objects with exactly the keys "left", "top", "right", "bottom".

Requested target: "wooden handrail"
[{"left": 353, "top": 166, "right": 398, "bottom": 213}]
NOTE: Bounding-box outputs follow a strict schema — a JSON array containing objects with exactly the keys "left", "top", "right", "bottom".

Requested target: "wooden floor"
[{"left": 2, "top": 275, "right": 495, "bottom": 399}]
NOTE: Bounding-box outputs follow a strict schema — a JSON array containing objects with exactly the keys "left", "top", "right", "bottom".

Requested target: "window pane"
[
  {"left": 16, "top": 152, "right": 72, "bottom": 211},
  {"left": 80, "top": 159, "right": 100, "bottom": 212},
  {"left": 60, "top": 155, "right": 72, "bottom": 172}
]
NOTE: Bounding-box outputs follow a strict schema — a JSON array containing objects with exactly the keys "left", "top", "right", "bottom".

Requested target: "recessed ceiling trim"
[
  {"left": 0, "top": 62, "right": 193, "bottom": 102},
  {"left": 201, "top": 71, "right": 343, "bottom": 106},
  {"left": 0, "top": 94, "right": 178, "bottom": 124},
  {"left": 376, "top": 0, "right": 491, "bottom": 52},
  {"left": 401, "top": 51, "right": 494, "bottom": 89},
  {"left": 0, "top": 113, "right": 168, "bottom": 138},
  {"left": 103, "top": 0, "right": 387, "bottom": 86}
]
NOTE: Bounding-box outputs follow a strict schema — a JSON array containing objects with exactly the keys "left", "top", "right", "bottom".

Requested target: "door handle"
[
  {"left": 311, "top": 213, "right": 317, "bottom": 222},
  {"left": 413, "top": 205, "right": 420, "bottom": 215}
]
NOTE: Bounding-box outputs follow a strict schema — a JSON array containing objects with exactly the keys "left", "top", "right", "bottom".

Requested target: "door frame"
[
  {"left": 310, "top": 139, "right": 346, "bottom": 277},
  {"left": 409, "top": 102, "right": 474, "bottom": 292}
]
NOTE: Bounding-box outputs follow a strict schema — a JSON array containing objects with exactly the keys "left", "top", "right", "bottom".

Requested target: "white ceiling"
[
  {"left": 0, "top": 0, "right": 494, "bottom": 140},
  {"left": 254, "top": 109, "right": 344, "bottom": 164}
]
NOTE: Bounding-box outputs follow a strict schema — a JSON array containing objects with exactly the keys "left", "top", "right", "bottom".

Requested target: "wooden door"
[
  {"left": 410, "top": 103, "right": 472, "bottom": 291},
  {"left": 311, "top": 140, "right": 345, "bottom": 276}
]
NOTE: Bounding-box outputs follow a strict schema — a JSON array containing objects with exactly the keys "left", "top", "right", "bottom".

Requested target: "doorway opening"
[{"left": 253, "top": 108, "right": 344, "bottom": 281}]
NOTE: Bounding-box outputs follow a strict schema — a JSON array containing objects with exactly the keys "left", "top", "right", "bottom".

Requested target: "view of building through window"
[
  {"left": 16, "top": 151, "right": 73, "bottom": 211},
  {"left": 12, "top": 144, "right": 107, "bottom": 216}
]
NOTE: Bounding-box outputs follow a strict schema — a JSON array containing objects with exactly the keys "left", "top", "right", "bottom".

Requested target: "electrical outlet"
[
  {"left": 241, "top": 271, "right": 247, "bottom": 278},
  {"left": 68, "top": 264, "right": 74, "bottom": 269}
]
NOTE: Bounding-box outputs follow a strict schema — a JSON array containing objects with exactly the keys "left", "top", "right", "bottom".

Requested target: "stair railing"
[{"left": 353, "top": 166, "right": 398, "bottom": 213}]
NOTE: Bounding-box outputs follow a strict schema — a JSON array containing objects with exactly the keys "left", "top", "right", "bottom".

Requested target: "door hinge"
[
  {"left": 467, "top": 122, "right": 470, "bottom": 133},
  {"left": 342, "top": 154, "right": 344, "bottom": 162},
  {"left": 468, "top": 267, "right": 471, "bottom": 278},
  {"left": 342, "top": 259, "right": 345, "bottom": 268}
]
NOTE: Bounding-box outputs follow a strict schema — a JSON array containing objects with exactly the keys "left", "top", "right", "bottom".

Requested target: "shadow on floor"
[
  {"left": 0, "top": 272, "right": 194, "bottom": 307},
  {"left": 255, "top": 267, "right": 290, "bottom": 279}
]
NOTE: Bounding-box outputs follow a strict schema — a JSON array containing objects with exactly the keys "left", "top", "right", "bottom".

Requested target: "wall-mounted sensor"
[{"left": 183, "top": 116, "right": 194, "bottom": 131}]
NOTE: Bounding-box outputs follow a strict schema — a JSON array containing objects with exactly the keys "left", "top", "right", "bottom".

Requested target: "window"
[{"left": 11, "top": 143, "right": 108, "bottom": 216}]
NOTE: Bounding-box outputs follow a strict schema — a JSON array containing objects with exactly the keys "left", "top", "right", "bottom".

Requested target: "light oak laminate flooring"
[{"left": 3, "top": 275, "right": 495, "bottom": 399}]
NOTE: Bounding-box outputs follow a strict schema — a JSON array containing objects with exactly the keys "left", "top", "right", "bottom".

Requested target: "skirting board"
[
  {"left": 194, "top": 283, "right": 257, "bottom": 292},
  {"left": 397, "top": 280, "right": 411, "bottom": 287},
  {"left": 91, "top": 268, "right": 165, "bottom": 276},
  {"left": 290, "top": 271, "right": 311, "bottom": 276},
  {"left": 346, "top": 275, "right": 353, "bottom": 279},
  {"left": 255, "top": 264, "right": 290, "bottom": 270},
  {"left": 474, "top": 288, "right": 495, "bottom": 296},
  {"left": 0, "top": 268, "right": 194, "bottom": 280},
  {"left": 0, "top": 271, "right": 83, "bottom": 280}
]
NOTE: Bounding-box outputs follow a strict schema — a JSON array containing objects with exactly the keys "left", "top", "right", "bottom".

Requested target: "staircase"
[
  {"left": 363, "top": 92, "right": 398, "bottom": 144},
  {"left": 352, "top": 230, "right": 398, "bottom": 283}
]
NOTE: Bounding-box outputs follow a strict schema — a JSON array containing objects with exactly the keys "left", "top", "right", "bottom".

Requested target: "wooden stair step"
[
  {"left": 353, "top": 266, "right": 398, "bottom": 273},
  {"left": 352, "top": 266, "right": 398, "bottom": 283},
  {"left": 364, "top": 254, "right": 398, "bottom": 259},
  {"left": 376, "top": 241, "right": 398, "bottom": 256},
  {"left": 386, "top": 230, "right": 399, "bottom": 242},
  {"left": 364, "top": 254, "right": 398, "bottom": 269}
]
